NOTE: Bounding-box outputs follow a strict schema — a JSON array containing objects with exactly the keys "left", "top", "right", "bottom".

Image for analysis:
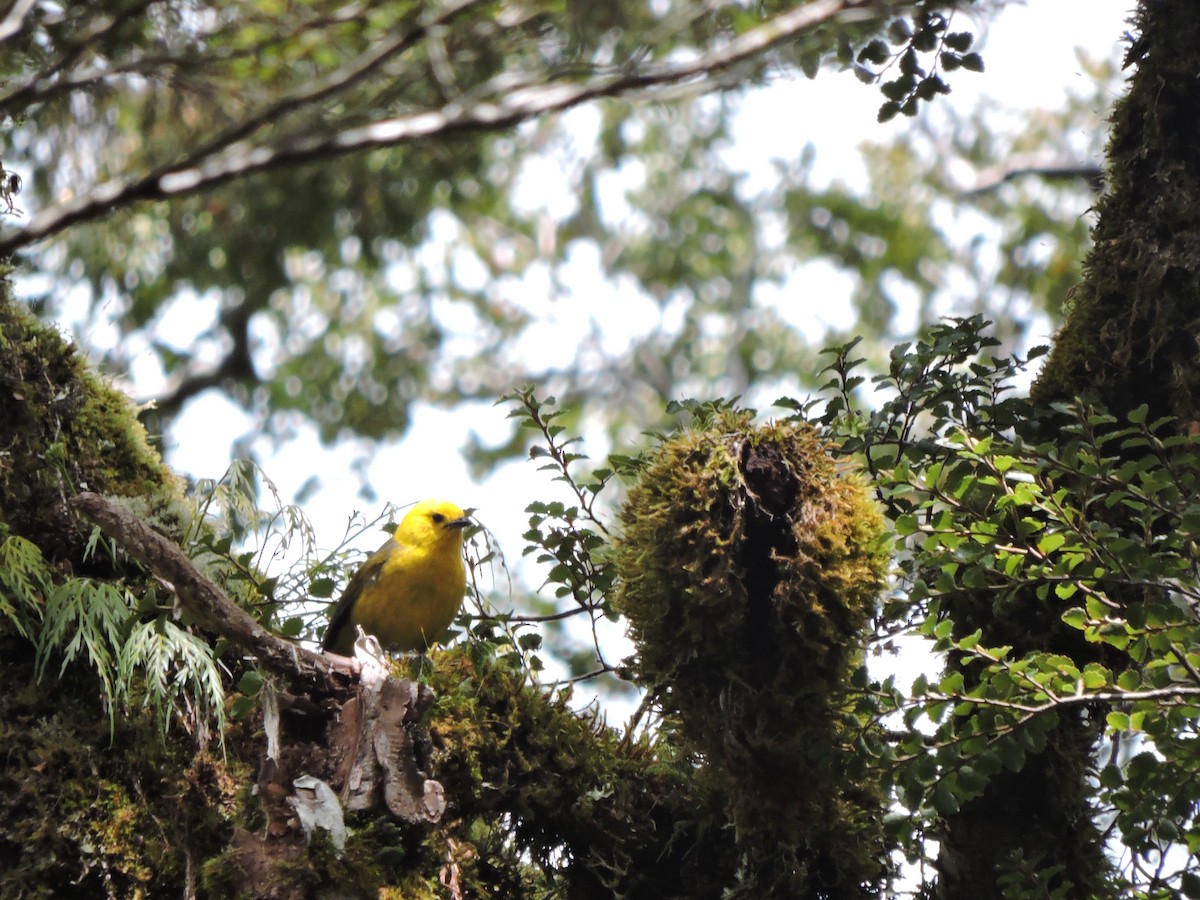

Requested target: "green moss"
[
  {"left": 0, "top": 637, "right": 248, "bottom": 898},
  {"left": 967, "top": 5, "right": 1200, "bottom": 896},
  {"left": 1033, "top": 0, "right": 1200, "bottom": 425},
  {"left": 0, "top": 282, "right": 182, "bottom": 558},
  {"left": 614, "top": 411, "right": 891, "bottom": 897},
  {"left": 376, "top": 645, "right": 736, "bottom": 898},
  {"left": 616, "top": 412, "right": 886, "bottom": 687},
  {"left": 0, "top": 278, "right": 250, "bottom": 897}
]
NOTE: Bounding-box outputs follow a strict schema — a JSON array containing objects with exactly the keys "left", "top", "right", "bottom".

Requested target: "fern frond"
[
  {"left": 120, "top": 619, "right": 227, "bottom": 740},
  {"left": 36, "top": 578, "right": 132, "bottom": 720},
  {"left": 0, "top": 535, "right": 50, "bottom": 638}
]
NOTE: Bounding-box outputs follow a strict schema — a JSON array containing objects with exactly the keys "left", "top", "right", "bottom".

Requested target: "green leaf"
[
  {"left": 1106, "top": 711, "right": 1130, "bottom": 732},
  {"left": 1127, "top": 404, "right": 1149, "bottom": 424},
  {"left": 957, "top": 765, "right": 988, "bottom": 793},
  {"left": 933, "top": 781, "right": 960, "bottom": 816},
  {"left": 238, "top": 670, "right": 265, "bottom": 696},
  {"left": 1116, "top": 670, "right": 1141, "bottom": 691},
  {"left": 1180, "top": 871, "right": 1200, "bottom": 899},
  {"left": 1054, "top": 582, "right": 1078, "bottom": 600},
  {"left": 878, "top": 100, "right": 901, "bottom": 123},
  {"left": 1037, "top": 532, "right": 1066, "bottom": 555},
  {"left": 1081, "top": 664, "right": 1110, "bottom": 689},
  {"left": 944, "top": 31, "right": 973, "bottom": 52},
  {"left": 230, "top": 695, "right": 258, "bottom": 720},
  {"left": 857, "top": 39, "right": 890, "bottom": 65},
  {"left": 887, "top": 18, "right": 912, "bottom": 43},
  {"left": 518, "top": 633, "right": 543, "bottom": 652},
  {"left": 279, "top": 617, "right": 305, "bottom": 638},
  {"left": 960, "top": 52, "right": 985, "bottom": 72},
  {"left": 939, "top": 671, "right": 965, "bottom": 694},
  {"left": 1061, "top": 607, "right": 1086, "bottom": 630},
  {"left": 308, "top": 577, "right": 337, "bottom": 599}
]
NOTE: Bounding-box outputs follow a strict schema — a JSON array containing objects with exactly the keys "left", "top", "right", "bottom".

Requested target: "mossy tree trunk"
[
  {"left": 1034, "top": 0, "right": 1200, "bottom": 425},
  {"left": 936, "top": 1, "right": 1200, "bottom": 896}
]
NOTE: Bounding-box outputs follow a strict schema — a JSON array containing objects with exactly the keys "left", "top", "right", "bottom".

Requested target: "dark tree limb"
[
  {"left": 69, "top": 490, "right": 354, "bottom": 691},
  {"left": 961, "top": 158, "right": 1105, "bottom": 196}
]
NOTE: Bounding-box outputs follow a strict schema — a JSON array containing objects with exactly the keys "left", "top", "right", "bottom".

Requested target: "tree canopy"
[{"left": 0, "top": 0, "right": 1099, "bottom": 457}]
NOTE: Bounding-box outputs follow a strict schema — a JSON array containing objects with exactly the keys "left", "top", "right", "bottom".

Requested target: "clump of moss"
[
  {"left": 614, "top": 410, "right": 891, "bottom": 897},
  {"left": 0, "top": 281, "right": 182, "bottom": 558},
  {"left": 0, "top": 639, "right": 249, "bottom": 899},
  {"left": 355, "top": 645, "right": 737, "bottom": 898},
  {"left": 0, "top": 279, "right": 242, "bottom": 896}
]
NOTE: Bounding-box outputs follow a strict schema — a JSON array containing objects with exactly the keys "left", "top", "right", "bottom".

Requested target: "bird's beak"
[{"left": 447, "top": 516, "right": 472, "bottom": 530}]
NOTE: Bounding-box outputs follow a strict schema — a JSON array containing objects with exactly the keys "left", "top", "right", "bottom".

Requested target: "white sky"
[{"left": 80, "top": 0, "right": 1135, "bottom": 702}]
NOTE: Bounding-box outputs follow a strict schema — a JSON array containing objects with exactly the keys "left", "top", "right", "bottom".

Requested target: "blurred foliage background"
[{"left": 1, "top": 0, "right": 1115, "bottom": 466}]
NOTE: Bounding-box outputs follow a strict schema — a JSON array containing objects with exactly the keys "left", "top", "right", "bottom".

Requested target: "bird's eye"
[{"left": 431, "top": 512, "right": 445, "bottom": 524}]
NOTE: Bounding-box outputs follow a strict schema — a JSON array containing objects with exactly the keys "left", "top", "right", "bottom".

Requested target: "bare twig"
[
  {"left": 959, "top": 154, "right": 1105, "bottom": 196},
  {"left": 921, "top": 684, "right": 1200, "bottom": 715}
]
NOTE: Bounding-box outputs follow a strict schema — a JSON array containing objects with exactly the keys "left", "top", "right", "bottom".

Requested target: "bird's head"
[{"left": 395, "top": 498, "right": 471, "bottom": 549}]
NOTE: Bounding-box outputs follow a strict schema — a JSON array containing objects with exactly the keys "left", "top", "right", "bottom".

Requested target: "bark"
[{"left": 937, "top": 1, "right": 1200, "bottom": 895}]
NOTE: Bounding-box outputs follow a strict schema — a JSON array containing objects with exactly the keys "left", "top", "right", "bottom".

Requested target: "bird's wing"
[{"left": 321, "top": 538, "right": 395, "bottom": 652}]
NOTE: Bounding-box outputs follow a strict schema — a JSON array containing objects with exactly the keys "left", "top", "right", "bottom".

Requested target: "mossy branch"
[{"left": 70, "top": 491, "right": 353, "bottom": 692}]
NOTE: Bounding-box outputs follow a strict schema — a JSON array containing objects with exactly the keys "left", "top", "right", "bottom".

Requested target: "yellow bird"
[{"left": 321, "top": 499, "right": 471, "bottom": 655}]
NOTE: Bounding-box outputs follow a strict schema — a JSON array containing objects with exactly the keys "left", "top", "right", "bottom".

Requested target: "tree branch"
[
  {"left": 70, "top": 490, "right": 354, "bottom": 691},
  {"left": 922, "top": 684, "right": 1200, "bottom": 715},
  {"left": 0, "top": 0, "right": 902, "bottom": 256},
  {"left": 0, "top": 0, "right": 38, "bottom": 45},
  {"left": 960, "top": 154, "right": 1105, "bottom": 196},
  {"left": 145, "top": 300, "right": 256, "bottom": 421},
  {"left": 161, "top": 0, "right": 493, "bottom": 178}
]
